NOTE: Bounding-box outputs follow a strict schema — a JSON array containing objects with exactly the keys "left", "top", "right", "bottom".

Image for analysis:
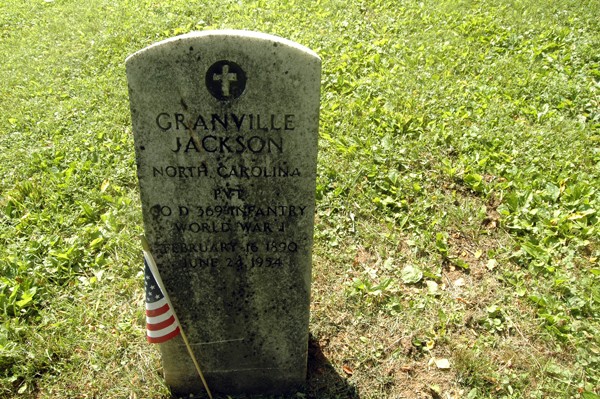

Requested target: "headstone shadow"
[{"left": 304, "top": 335, "right": 359, "bottom": 399}]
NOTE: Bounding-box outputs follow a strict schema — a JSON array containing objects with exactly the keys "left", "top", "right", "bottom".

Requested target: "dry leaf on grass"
[{"left": 434, "top": 358, "right": 451, "bottom": 369}]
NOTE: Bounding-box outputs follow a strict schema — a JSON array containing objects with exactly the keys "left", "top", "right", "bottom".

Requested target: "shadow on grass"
[{"left": 305, "top": 335, "right": 359, "bottom": 399}]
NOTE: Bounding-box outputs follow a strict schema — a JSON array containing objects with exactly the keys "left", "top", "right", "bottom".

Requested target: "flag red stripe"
[
  {"left": 147, "top": 315, "right": 176, "bottom": 331},
  {"left": 147, "top": 326, "right": 180, "bottom": 343},
  {"left": 146, "top": 303, "right": 170, "bottom": 317}
]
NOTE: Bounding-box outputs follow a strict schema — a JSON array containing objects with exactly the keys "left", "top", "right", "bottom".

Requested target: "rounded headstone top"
[{"left": 125, "top": 30, "right": 320, "bottom": 65}]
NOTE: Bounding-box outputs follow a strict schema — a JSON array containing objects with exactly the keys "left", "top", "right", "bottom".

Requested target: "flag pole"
[{"left": 141, "top": 236, "right": 214, "bottom": 399}]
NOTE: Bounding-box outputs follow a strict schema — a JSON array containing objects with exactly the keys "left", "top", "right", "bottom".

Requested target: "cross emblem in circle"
[
  {"left": 205, "top": 60, "right": 246, "bottom": 101},
  {"left": 213, "top": 64, "right": 237, "bottom": 97}
]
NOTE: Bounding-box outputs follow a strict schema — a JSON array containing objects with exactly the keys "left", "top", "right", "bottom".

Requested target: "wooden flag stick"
[{"left": 141, "top": 236, "right": 214, "bottom": 399}]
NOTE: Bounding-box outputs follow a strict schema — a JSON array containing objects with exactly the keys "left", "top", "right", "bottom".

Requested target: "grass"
[{"left": 1, "top": 0, "right": 599, "bottom": 398}]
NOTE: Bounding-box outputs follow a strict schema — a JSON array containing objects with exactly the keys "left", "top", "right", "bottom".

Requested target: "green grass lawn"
[{"left": 1, "top": 0, "right": 599, "bottom": 398}]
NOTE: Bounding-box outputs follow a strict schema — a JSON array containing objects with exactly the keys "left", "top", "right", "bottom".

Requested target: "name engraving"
[{"left": 156, "top": 112, "right": 295, "bottom": 132}]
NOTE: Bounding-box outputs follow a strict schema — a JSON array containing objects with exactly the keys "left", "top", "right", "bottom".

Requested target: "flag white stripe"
[
  {"left": 146, "top": 296, "right": 168, "bottom": 311},
  {"left": 147, "top": 322, "right": 179, "bottom": 338},
  {"left": 147, "top": 309, "right": 175, "bottom": 324}
]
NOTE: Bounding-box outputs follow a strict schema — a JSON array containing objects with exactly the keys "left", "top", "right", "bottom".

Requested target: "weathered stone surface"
[{"left": 126, "top": 30, "right": 320, "bottom": 395}]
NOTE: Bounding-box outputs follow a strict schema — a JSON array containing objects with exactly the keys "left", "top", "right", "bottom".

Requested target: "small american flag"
[{"left": 144, "top": 257, "right": 180, "bottom": 343}]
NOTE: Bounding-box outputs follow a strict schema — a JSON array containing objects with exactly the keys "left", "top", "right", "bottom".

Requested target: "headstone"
[{"left": 126, "top": 30, "right": 321, "bottom": 396}]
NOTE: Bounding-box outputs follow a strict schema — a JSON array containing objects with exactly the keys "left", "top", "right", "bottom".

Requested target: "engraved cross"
[{"left": 213, "top": 64, "right": 237, "bottom": 97}]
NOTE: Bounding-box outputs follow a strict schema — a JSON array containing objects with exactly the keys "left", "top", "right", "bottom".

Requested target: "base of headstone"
[{"left": 161, "top": 333, "right": 308, "bottom": 396}]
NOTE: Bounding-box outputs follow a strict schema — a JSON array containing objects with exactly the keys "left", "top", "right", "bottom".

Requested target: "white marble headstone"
[{"left": 126, "top": 30, "right": 321, "bottom": 395}]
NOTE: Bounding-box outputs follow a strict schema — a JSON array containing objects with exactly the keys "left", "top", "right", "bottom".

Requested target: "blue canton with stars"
[{"left": 144, "top": 258, "right": 163, "bottom": 304}]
